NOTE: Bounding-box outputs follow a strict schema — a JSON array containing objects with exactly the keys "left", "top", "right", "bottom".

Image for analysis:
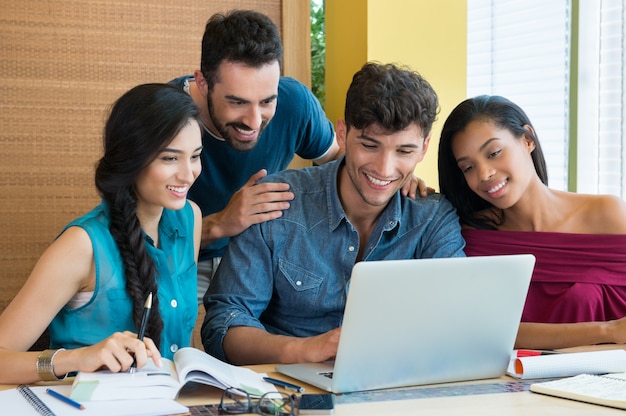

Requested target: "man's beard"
[{"left": 207, "top": 98, "right": 267, "bottom": 152}]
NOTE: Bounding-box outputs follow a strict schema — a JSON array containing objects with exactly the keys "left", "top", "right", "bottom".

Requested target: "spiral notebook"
[
  {"left": 1, "top": 384, "right": 188, "bottom": 416},
  {"left": 17, "top": 385, "right": 55, "bottom": 416},
  {"left": 530, "top": 372, "right": 626, "bottom": 410}
]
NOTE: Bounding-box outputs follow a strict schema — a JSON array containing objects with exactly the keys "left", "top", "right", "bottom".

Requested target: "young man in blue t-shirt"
[{"left": 170, "top": 10, "right": 340, "bottom": 304}]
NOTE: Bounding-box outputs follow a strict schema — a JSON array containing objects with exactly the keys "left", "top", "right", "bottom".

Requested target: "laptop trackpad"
[{"left": 276, "top": 361, "right": 336, "bottom": 391}]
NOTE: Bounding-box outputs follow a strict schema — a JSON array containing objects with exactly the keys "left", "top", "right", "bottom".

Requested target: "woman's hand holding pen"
[{"left": 53, "top": 331, "right": 162, "bottom": 376}]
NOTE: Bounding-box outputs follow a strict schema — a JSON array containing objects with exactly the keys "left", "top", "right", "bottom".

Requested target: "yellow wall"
[{"left": 326, "top": 0, "right": 467, "bottom": 190}]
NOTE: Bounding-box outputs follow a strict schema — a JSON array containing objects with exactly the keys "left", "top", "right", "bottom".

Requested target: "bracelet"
[{"left": 36, "top": 348, "right": 67, "bottom": 381}]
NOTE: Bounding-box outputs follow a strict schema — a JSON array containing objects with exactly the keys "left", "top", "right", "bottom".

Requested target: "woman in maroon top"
[{"left": 438, "top": 95, "right": 626, "bottom": 349}]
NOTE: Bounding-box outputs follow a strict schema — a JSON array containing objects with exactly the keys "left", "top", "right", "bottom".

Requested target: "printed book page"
[
  {"left": 173, "top": 346, "right": 275, "bottom": 396},
  {"left": 506, "top": 349, "right": 626, "bottom": 379},
  {"left": 71, "top": 347, "right": 276, "bottom": 401}
]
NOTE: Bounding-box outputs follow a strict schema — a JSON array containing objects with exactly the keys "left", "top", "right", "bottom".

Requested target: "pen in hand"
[{"left": 130, "top": 292, "right": 152, "bottom": 374}]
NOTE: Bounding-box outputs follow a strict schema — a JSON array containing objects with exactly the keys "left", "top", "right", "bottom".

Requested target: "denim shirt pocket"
[{"left": 277, "top": 258, "right": 324, "bottom": 309}]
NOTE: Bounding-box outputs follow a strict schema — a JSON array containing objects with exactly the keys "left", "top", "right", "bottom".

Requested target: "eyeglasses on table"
[{"left": 219, "top": 387, "right": 297, "bottom": 415}]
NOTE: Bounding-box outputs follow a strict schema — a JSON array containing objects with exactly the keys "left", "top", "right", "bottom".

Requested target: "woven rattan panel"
[{"left": 0, "top": 0, "right": 281, "bottom": 313}]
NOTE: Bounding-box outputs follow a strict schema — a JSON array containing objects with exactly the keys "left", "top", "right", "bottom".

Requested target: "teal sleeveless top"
[{"left": 48, "top": 200, "right": 198, "bottom": 359}]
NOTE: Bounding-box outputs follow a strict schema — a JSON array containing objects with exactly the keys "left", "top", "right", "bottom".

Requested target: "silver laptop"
[{"left": 276, "top": 254, "right": 535, "bottom": 393}]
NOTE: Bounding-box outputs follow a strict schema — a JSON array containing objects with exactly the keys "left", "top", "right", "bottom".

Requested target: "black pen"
[
  {"left": 263, "top": 376, "right": 305, "bottom": 393},
  {"left": 130, "top": 292, "right": 152, "bottom": 373}
]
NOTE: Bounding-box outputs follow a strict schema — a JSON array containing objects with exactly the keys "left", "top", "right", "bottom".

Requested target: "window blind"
[
  {"left": 577, "top": 0, "right": 626, "bottom": 197},
  {"left": 467, "top": 0, "right": 571, "bottom": 191},
  {"left": 596, "top": 0, "right": 625, "bottom": 196}
]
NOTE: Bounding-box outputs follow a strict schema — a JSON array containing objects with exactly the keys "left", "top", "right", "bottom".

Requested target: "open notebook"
[{"left": 276, "top": 254, "right": 536, "bottom": 393}]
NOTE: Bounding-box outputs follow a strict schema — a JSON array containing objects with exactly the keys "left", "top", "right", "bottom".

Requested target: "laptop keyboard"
[
  {"left": 187, "top": 379, "right": 540, "bottom": 413},
  {"left": 336, "top": 379, "right": 539, "bottom": 404}
]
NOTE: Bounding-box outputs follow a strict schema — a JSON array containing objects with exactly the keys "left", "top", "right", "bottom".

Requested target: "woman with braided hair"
[{"left": 0, "top": 83, "right": 203, "bottom": 384}]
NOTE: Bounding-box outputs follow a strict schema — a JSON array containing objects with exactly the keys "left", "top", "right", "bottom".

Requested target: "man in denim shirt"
[{"left": 202, "top": 62, "right": 466, "bottom": 365}]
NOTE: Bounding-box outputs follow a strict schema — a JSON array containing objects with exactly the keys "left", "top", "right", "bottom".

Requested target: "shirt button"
[
  {"left": 170, "top": 299, "right": 178, "bottom": 308},
  {"left": 170, "top": 344, "right": 179, "bottom": 353},
  {"left": 389, "top": 221, "right": 396, "bottom": 226},
  {"left": 348, "top": 246, "right": 355, "bottom": 252},
  {"left": 296, "top": 281, "right": 302, "bottom": 286}
]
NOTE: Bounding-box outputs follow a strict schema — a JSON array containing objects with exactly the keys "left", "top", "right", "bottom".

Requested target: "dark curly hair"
[
  {"left": 344, "top": 62, "right": 439, "bottom": 138},
  {"left": 200, "top": 9, "right": 283, "bottom": 90}
]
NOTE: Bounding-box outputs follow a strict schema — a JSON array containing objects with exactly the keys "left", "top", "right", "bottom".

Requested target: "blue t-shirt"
[
  {"left": 202, "top": 159, "right": 466, "bottom": 361},
  {"left": 49, "top": 200, "right": 198, "bottom": 360},
  {"left": 169, "top": 75, "right": 335, "bottom": 262}
]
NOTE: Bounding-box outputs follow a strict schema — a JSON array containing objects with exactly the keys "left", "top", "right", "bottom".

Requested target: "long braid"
[
  {"left": 108, "top": 188, "right": 163, "bottom": 348},
  {"left": 95, "top": 83, "right": 200, "bottom": 351}
]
